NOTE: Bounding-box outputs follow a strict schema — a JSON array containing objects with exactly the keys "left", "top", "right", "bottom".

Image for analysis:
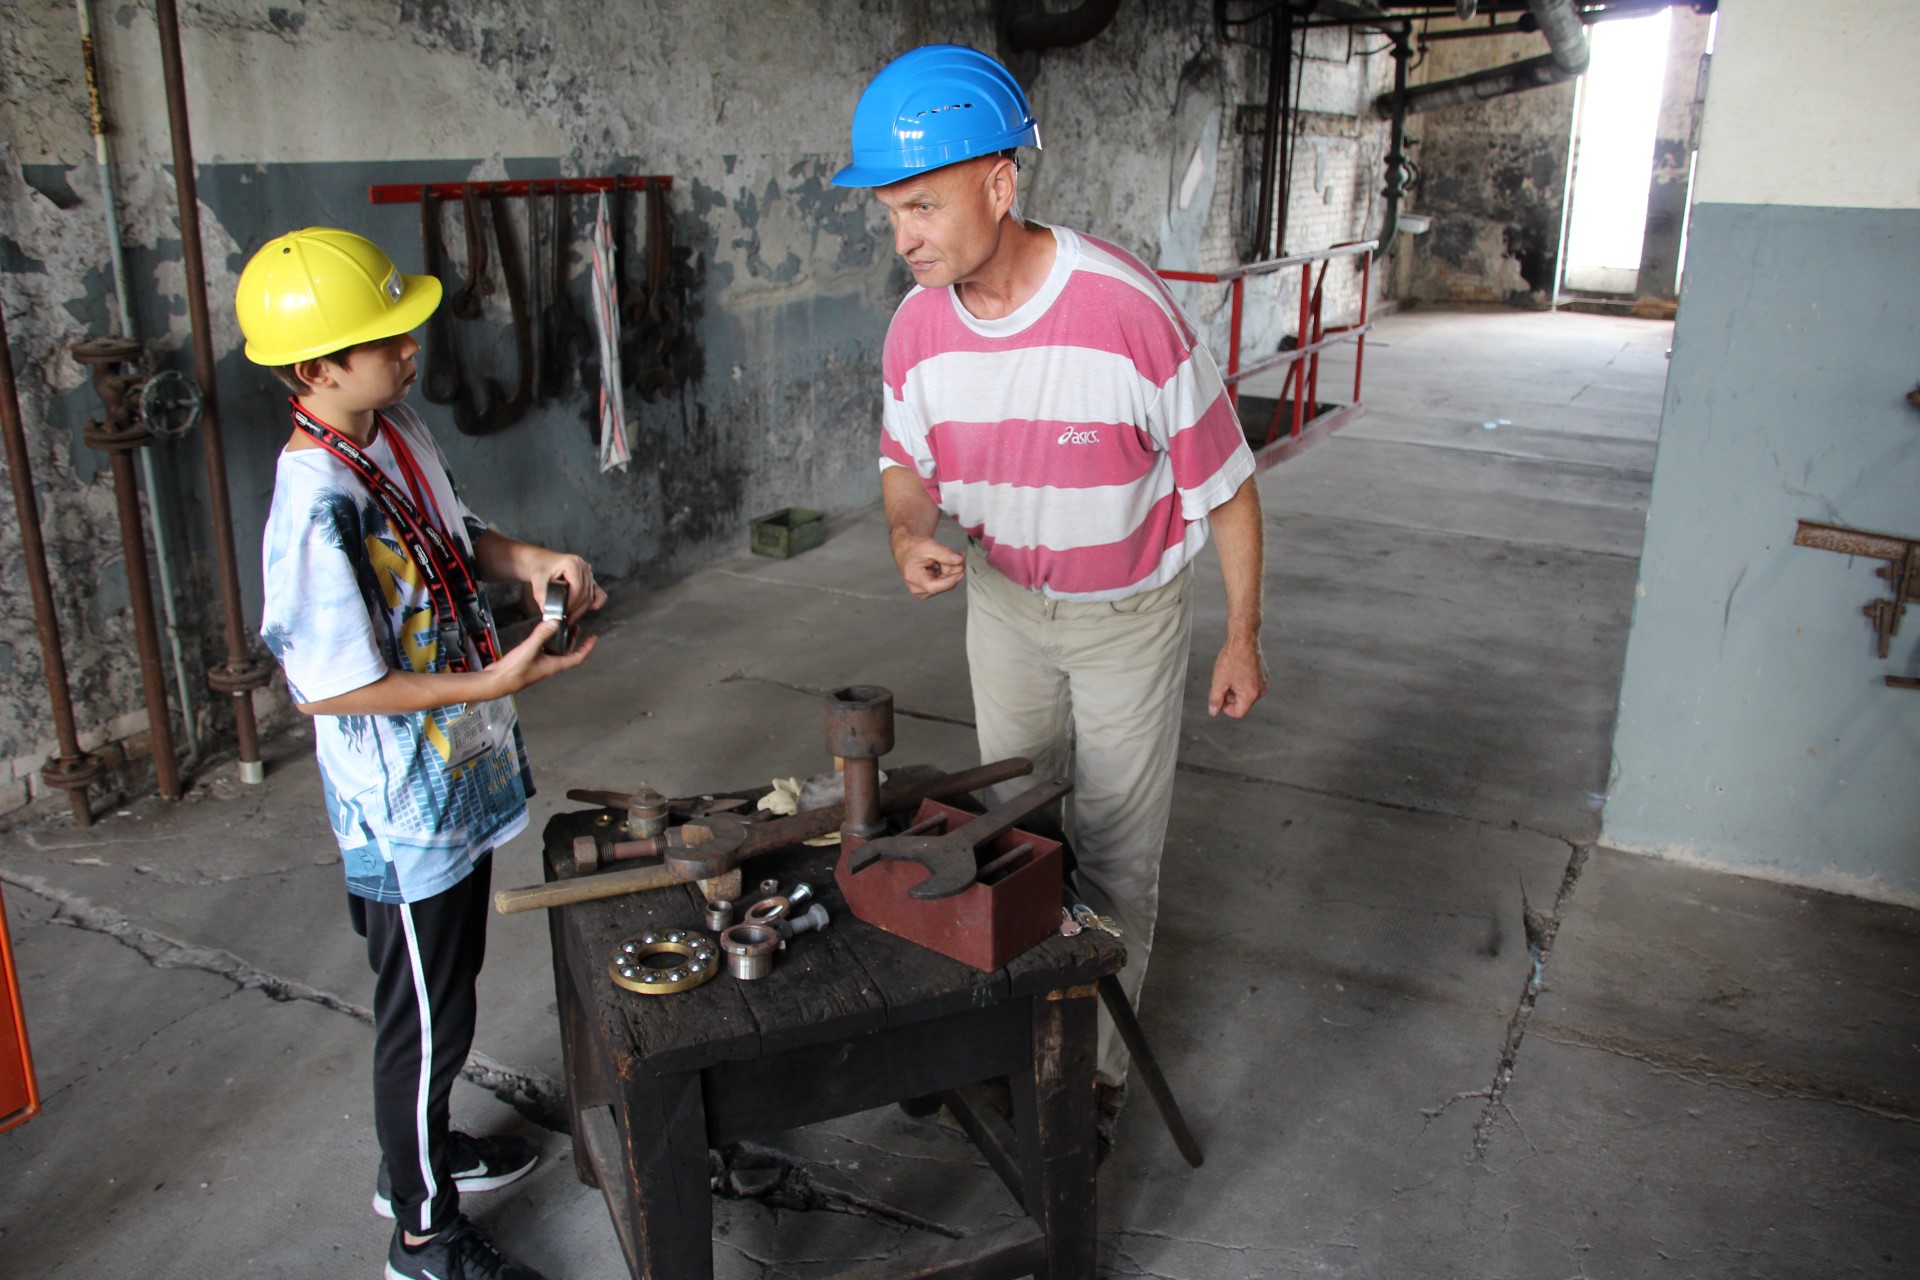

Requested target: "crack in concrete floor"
[{"left": 0, "top": 868, "right": 570, "bottom": 1132}]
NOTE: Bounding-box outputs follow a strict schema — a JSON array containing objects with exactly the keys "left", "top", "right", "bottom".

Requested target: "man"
[{"left": 832, "top": 44, "right": 1268, "bottom": 1138}]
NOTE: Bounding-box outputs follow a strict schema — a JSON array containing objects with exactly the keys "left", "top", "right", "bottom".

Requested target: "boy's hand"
[
  {"left": 489, "top": 619, "right": 598, "bottom": 696},
  {"left": 530, "top": 552, "right": 607, "bottom": 622}
]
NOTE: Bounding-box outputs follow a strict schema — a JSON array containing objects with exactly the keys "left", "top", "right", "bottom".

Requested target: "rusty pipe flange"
[
  {"left": 41, "top": 751, "right": 108, "bottom": 790},
  {"left": 609, "top": 929, "right": 720, "bottom": 996},
  {"left": 719, "top": 922, "right": 782, "bottom": 980},
  {"left": 82, "top": 419, "right": 155, "bottom": 452},
  {"left": 207, "top": 658, "right": 274, "bottom": 694},
  {"left": 823, "top": 685, "right": 894, "bottom": 759}
]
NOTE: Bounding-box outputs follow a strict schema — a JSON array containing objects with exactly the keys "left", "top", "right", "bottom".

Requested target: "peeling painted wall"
[
  {"left": 1602, "top": 0, "right": 1920, "bottom": 899},
  {"left": 2, "top": 0, "right": 1393, "bottom": 812},
  {"left": 1631, "top": 8, "right": 1712, "bottom": 308},
  {"left": 1396, "top": 25, "right": 1577, "bottom": 307}
]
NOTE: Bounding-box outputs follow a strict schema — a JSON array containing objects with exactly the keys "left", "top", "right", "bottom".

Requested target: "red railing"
[{"left": 1160, "top": 240, "right": 1376, "bottom": 470}]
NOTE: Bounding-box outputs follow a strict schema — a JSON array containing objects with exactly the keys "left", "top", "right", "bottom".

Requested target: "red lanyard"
[
  {"left": 288, "top": 401, "right": 500, "bottom": 671},
  {"left": 380, "top": 419, "right": 448, "bottom": 533}
]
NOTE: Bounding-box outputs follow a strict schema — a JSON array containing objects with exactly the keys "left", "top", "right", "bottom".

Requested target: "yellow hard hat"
[{"left": 235, "top": 227, "right": 442, "bottom": 366}]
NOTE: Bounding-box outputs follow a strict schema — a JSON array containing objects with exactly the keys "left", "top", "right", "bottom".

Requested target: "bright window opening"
[{"left": 1562, "top": 9, "right": 1672, "bottom": 295}]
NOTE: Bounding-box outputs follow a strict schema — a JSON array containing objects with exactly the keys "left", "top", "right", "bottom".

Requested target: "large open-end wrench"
[{"left": 843, "top": 776, "right": 1072, "bottom": 900}]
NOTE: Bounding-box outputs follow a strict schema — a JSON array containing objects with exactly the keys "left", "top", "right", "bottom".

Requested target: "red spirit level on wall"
[{"left": 0, "top": 880, "right": 41, "bottom": 1133}]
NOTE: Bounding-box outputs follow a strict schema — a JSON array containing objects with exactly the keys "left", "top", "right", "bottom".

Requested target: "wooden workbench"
[{"left": 541, "top": 802, "right": 1126, "bottom": 1280}]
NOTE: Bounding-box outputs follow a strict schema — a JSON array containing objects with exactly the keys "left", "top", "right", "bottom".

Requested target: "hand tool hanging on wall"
[
  {"left": 541, "top": 187, "right": 591, "bottom": 403},
  {"left": 633, "top": 182, "right": 682, "bottom": 402},
  {"left": 419, "top": 194, "right": 462, "bottom": 406},
  {"left": 449, "top": 193, "right": 535, "bottom": 437},
  {"left": 449, "top": 188, "right": 492, "bottom": 321}
]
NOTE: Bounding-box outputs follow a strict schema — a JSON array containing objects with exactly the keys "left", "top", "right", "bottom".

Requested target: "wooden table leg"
[
  {"left": 612, "top": 1068, "right": 714, "bottom": 1280},
  {"left": 550, "top": 911, "right": 611, "bottom": 1187},
  {"left": 1010, "top": 985, "right": 1099, "bottom": 1279}
]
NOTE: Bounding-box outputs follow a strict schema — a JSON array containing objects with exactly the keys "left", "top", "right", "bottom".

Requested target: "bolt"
[{"left": 777, "top": 903, "right": 831, "bottom": 939}]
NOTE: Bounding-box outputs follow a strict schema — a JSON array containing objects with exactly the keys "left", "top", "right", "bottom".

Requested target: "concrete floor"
[{"left": 3, "top": 307, "right": 1916, "bottom": 1279}]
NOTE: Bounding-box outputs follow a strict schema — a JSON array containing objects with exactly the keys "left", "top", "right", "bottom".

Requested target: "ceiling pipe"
[
  {"left": 1527, "top": 0, "right": 1591, "bottom": 74},
  {"left": 1007, "top": 0, "right": 1122, "bottom": 51},
  {"left": 1373, "top": 0, "right": 1591, "bottom": 115}
]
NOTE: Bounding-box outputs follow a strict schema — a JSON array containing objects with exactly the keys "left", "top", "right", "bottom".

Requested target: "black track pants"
[{"left": 349, "top": 856, "right": 492, "bottom": 1236}]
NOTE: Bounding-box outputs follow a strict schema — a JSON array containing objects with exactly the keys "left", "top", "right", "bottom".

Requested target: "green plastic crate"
[{"left": 750, "top": 507, "right": 826, "bottom": 559}]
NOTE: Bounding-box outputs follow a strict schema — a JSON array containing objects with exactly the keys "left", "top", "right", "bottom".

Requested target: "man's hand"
[
  {"left": 1207, "top": 633, "right": 1268, "bottom": 718},
  {"left": 892, "top": 531, "right": 966, "bottom": 599}
]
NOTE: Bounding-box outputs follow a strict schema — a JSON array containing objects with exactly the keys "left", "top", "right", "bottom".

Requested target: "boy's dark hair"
[{"left": 269, "top": 340, "right": 372, "bottom": 395}]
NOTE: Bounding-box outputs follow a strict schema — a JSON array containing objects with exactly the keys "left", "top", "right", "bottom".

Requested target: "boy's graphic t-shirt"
[{"left": 259, "top": 403, "right": 532, "bottom": 903}]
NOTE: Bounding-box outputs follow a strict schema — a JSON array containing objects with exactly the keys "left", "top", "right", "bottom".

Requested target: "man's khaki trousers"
[{"left": 964, "top": 542, "right": 1193, "bottom": 1086}]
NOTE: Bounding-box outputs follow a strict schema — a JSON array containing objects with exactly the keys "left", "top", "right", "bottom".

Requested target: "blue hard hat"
[{"left": 831, "top": 44, "right": 1042, "bottom": 188}]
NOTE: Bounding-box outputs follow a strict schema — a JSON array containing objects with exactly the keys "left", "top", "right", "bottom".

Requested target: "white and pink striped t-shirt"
[{"left": 879, "top": 225, "right": 1254, "bottom": 602}]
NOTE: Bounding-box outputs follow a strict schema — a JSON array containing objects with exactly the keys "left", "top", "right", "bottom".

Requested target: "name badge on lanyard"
[{"left": 442, "top": 696, "right": 516, "bottom": 769}]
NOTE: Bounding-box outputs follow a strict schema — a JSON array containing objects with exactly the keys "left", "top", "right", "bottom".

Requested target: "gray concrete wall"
[
  {"left": 1630, "top": 8, "right": 1712, "bottom": 309},
  {"left": 1396, "top": 25, "right": 1577, "bottom": 307},
  {"left": 0, "top": 1, "right": 1396, "bottom": 811},
  {"left": 1602, "top": 0, "right": 1920, "bottom": 900}
]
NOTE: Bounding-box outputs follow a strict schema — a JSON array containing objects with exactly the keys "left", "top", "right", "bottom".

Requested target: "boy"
[{"left": 238, "top": 226, "right": 603, "bottom": 1280}]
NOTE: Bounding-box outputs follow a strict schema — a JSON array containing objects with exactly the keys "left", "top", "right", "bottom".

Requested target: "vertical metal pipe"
[
  {"left": 77, "top": 0, "right": 202, "bottom": 767},
  {"left": 0, "top": 311, "right": 101, "bottom": 825},
  {"left": 1354, "top": 252, "right": 1371, "bottom": 403},
  {"left": 1226, "top": 277, "right": 1244, "bottom": 410},
  {"left": 1253, "top": 9, "right": 1289, "bottom": 260},
  {"left": 1292, "top": 263, "right": 1311, "bottom": 438},
  {"left": 103, "top": 446, "right": 182, "bottom": 800},
  {"left": 154, "top": 0, "right": 266, "bottom": 783}
]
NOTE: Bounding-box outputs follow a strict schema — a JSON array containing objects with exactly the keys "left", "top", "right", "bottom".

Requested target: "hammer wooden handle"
[{"left": 494, "top": 861, "right": 686, "bottom": 915}]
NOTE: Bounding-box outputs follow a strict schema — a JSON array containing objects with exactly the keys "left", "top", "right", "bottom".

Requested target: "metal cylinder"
[
  {"left": 824, "top": 685, "right": 893, "bottom": 842},
  {"left": 823, "top": 685, "right": 894, "bottom": 758},
  {"left": 1, "top": 308, "right": 104, "bottom": 824},
  {"left": 719, "top": 923, "right": 781, "bottom": 980},
  {"left": 704, "top": 899, "right": 734, "bottom": 933}
]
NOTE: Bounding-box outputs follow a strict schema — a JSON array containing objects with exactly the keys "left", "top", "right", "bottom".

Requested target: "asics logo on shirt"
[{"left": 1057, "top": 427, "right": 1101, "bottom": 445}]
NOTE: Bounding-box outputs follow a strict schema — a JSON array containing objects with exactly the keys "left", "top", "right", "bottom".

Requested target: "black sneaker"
[
  {"left": 385, "top": 1216, "right": 549, "bottom": 1280},
  {"left": 374, "top": 1132, "right": 539, "bottom": 1219}
]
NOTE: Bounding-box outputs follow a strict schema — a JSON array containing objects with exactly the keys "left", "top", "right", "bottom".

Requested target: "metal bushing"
[
  {"left": 822, "top": 685, "right": 895, "bottom": 759},
  {"left": 704, "top": 899, "right": 734, "bottom": 933},
  {"left": 719, "top": 922, "right": 782, "bottom": 980},
  {"left": 609, "top": 929, "right": 720, "bottom": 996}
]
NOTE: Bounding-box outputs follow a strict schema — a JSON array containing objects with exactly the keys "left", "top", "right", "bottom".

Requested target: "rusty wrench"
[{"left": 843, "top": 776, "right": 1072, "bottom": 900}]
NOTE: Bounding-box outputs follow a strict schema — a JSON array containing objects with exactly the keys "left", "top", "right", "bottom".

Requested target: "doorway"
[{"left": 1560, "top": 9, "right": 1673, "bottom": 295}]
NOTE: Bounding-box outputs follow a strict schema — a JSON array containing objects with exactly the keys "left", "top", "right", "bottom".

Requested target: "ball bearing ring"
[{"left": 608, "top": 929, "right": 720, "bottom": 996}]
